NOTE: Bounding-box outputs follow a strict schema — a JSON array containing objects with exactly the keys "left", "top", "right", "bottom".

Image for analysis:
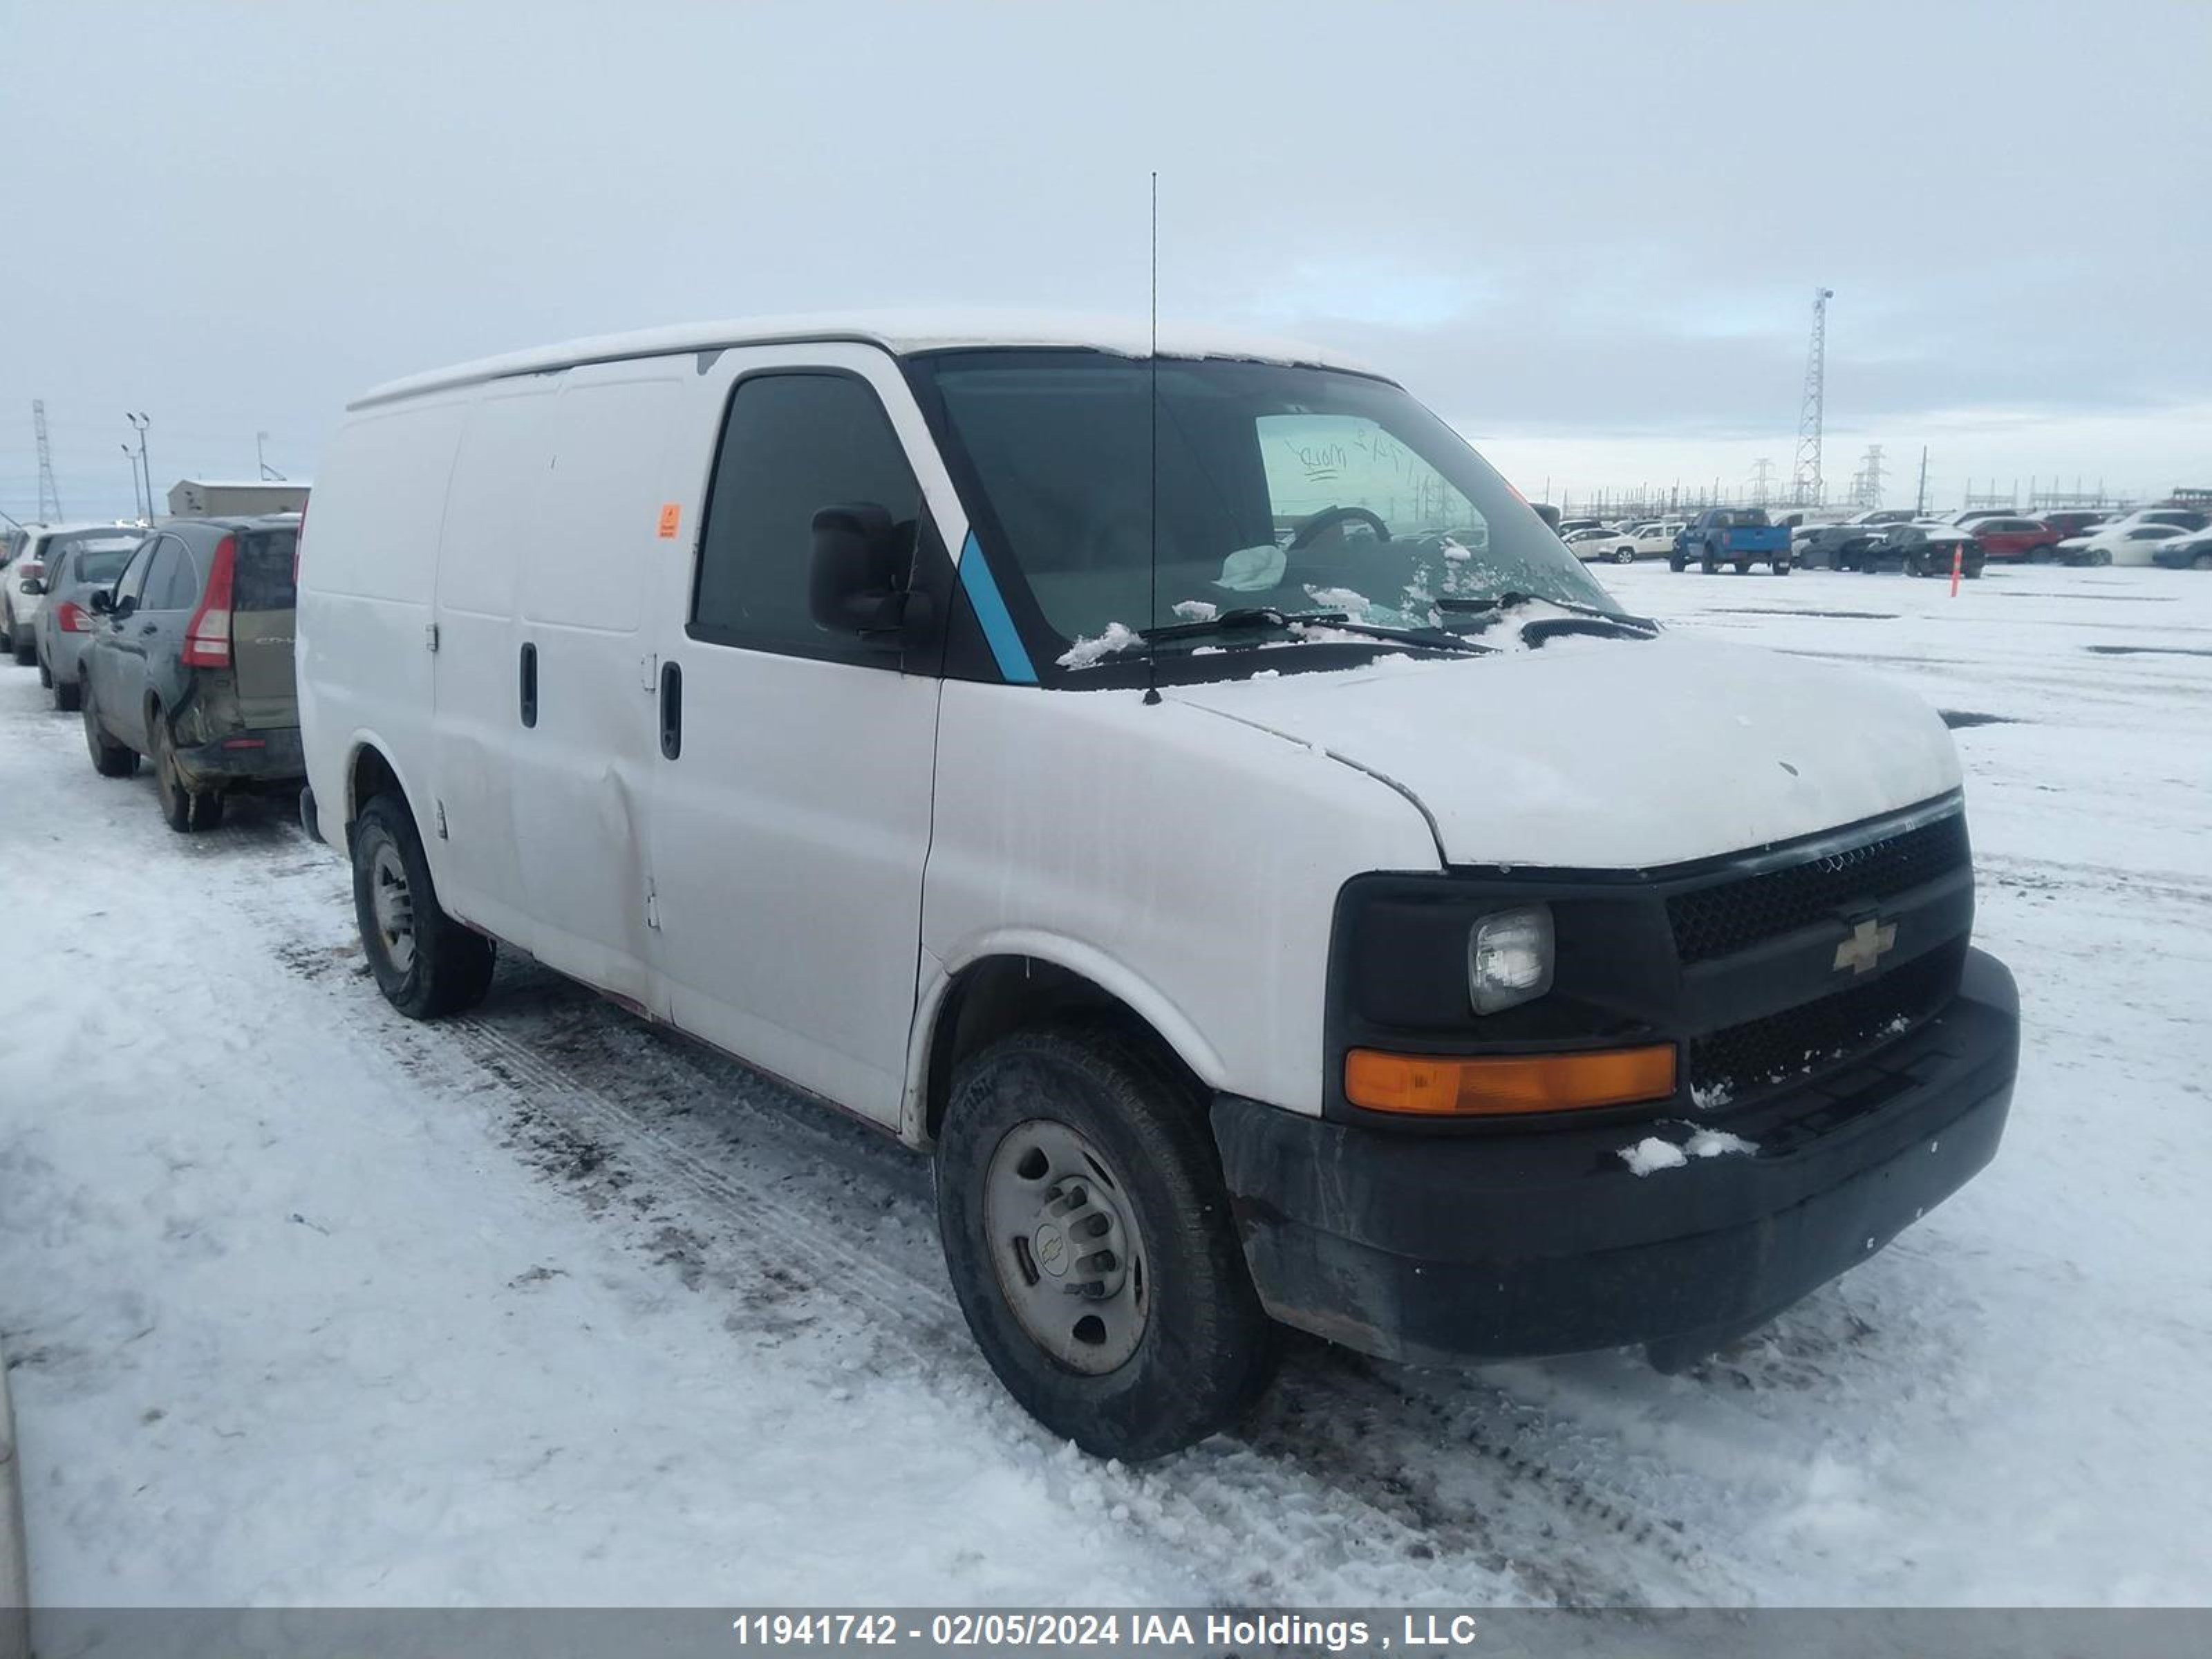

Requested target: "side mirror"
[
  {"left": 89, "top": 590, "right": 113, "bottom": 615},
  {"left": 113, "top": 593, "right": 138, "bottom": 621},
  {"left": 809, "top": 503, "right": 917, "bottom": 639},
  {"left": 19, "top": 577, "right": 44, "bottom": 596}
]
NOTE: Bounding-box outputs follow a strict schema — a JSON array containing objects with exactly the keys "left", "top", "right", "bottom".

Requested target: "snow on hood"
[{"left": 1165, "top": 633, "right": 1960, "bottom": 870}]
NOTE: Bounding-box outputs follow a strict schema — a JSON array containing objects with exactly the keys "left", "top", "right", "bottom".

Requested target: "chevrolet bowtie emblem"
[{"left": 1834, "top": 917, "right": 1897, "bottom": 975}]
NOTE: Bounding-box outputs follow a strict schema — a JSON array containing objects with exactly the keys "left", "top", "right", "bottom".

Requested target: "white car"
[
  {"left": 297, "top": 310, "right": 2020, "bottom": 1461},
  {"left": 2083, "top": 507, "right": 2209, "bottom": 539},
  {"left": 1563, "top": 525, "right": 1638, "bottom": 563},
  {"left": 1631, "top": 521, "right": 1687, "bottom": 560},
  {"left": 1, "top": 521, "right": 149, "bottom": 666},
  {"left": 2056, "top": 523, "right": 2193, "bottom": 567}
]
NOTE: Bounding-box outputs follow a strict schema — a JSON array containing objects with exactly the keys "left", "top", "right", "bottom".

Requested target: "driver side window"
[{"left": 1255, "top": 413, "right": 1485, "bottom": 547}]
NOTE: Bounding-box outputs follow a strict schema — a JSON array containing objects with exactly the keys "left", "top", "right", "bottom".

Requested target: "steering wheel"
[{"left": 1286, "top": 505, "right": 1391, "bottom": 553}]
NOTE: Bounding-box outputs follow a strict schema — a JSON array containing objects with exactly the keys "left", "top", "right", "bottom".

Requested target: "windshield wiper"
[
  {"left": 1433, "top": 591, "right": 1660, "bottom": 634},
  {"left": 1139, "top": 606, "right": 1345, "bottom": 641},
  {"left": 1142, "top": 606, "right": 1489, "bottom": 655}
]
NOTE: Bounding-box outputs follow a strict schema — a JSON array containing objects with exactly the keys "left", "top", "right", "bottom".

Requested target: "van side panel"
[
  {"left": 297, "top": 398, "right": 471, "bottom": 857},
  {"left": 500, "top": 366, "right": 688, "bottom": 1006},
  {"left": 919, "top": 682, "right": 1441, "bottom": 1121},
  {"left": 427, "top": 383, "right": 557, "bottom": 948}
]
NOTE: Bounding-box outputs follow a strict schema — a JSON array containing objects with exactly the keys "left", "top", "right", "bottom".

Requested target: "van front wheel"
[
  {"left": 935, "top": 1029, "right": 1276, "bottom": 1461},
  {"left": 351, "top": 794, "right": 496, "bottom": 1019}
]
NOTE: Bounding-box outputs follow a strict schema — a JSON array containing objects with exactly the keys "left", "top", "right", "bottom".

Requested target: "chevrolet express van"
[{"left": 297, "top": 314, "right": 2019, "bottom": 1460}]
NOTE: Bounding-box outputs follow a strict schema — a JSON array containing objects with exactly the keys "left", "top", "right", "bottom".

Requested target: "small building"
[{"left": 166, "top": 478, "right": 310, "bottom": 518}]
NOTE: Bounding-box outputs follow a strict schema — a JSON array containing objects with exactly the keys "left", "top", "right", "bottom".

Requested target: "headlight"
[{"left": 1468, "top": 904, "right": 1555, "bottom": 1014}]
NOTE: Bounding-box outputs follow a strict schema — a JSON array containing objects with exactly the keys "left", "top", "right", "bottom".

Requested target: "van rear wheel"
[
  {"left": 351, "top": 794, "right": 496, "bottom": 1019},
  {"left": 935, "top": 1027, "right": 1276, "bottom": 1461}
]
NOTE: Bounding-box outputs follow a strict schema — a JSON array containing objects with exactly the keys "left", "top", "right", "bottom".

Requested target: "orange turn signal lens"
[{"left": 1344, "top": 1045, "right": 1678, "bottom": 1116}]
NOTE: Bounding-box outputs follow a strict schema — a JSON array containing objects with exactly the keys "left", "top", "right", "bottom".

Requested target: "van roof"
[{"left": 351, "top": 309, "right": 1378, "bottom": 410}]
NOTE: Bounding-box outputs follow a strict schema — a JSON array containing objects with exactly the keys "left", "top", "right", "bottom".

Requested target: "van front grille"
[
  {"left": 1667, "top": 812, "right": 1970, "bottom": 966},
  {"left": 1687, "top": 941, "right": 1965, "bottom": 1105}
]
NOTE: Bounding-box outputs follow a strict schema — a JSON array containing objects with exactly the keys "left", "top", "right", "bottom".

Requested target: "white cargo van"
[{"left": 297, "top": 313, "right": 2019, "bottom": 1460}]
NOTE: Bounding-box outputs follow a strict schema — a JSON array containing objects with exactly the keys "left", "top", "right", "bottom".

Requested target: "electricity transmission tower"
[
  {"left": 32, "top": 400, "right": 63, "bottom": 521},
  {"left": 1750, "top": 457, "right": 1777, "bottom": 504},
  {"left": 1792, "top": 287, "right": 1834, "bottom": 507},
  {"left": 1848, "top": 443, "right": 1886, "bottom": 508}
]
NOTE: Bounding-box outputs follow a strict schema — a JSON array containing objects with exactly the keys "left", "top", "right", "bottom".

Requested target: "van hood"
[{"left": 1165, "top": 633, "right": 1961, "bottom": 870}]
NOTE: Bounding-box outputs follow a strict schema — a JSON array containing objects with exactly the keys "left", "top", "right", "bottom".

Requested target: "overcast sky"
[{"left": 4, "top": 0, "right": 2208, "bottom": 521}]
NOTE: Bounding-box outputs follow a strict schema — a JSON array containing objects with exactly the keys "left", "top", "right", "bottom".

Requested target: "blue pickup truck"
[{"left": 1670, "top": 507, "right": 1793, "bottom": 574}]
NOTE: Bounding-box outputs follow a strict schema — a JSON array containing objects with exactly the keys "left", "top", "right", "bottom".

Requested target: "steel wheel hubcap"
[
  {"left": 984, "top": 1118, "right": 1149, "bottom": 1375},
  {"left": 369, "top": 842, "right": 417, "bottom": 973}
]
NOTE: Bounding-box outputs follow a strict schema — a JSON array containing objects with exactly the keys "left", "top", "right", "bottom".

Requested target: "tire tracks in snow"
[{"left": 234, "top": 830, "right": 1742, "bottom": 1606}]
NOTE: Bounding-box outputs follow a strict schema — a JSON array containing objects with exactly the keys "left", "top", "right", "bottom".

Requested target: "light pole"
[
  {"left": 256, "top": 431, "right": 285, "bottom": 481},
  {"left": 121, "top": 444, "right": 146, "bottom": 521},
  {"left": 126, "top": 412, "right": 153, "bottom": 518}
]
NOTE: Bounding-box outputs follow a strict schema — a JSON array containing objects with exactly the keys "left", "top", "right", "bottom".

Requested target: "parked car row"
[
  {"left": 1, "top": 514, "right": 305, "bottom": 831},
  {"left": 1548, "top": 502, "right": 2212, "bottom": 580}
]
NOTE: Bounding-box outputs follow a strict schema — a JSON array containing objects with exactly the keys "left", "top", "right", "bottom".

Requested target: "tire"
[
  {"left": 149, "top": 716, "right": 228, "bottom": 832},
  {"left": 1773, "top": 561, "right": 1792, "bottom": 575},
  {"left": 2093, "top": 550, "right": 2112, "bottom": 567},
  {"left": 1700, "top": 551, "right": 1719, "bottom": 574},
  {"left": 1612, "top": 547, "right": 1635, "bottom": 565},
  {"left": 151, "top": 718, "right": 199, "bottom": 833},
  {"left": 81, "top": 682, "right": 138, "bottom": 777},
  {"left": 935, "top": 1026, "right": 1277, "bottom": 1461},
  {"left": 53, "top": 671, "right": 79, "bottom": 713},
  {"left": 2193, "top": 552, "right": 2212, "bottom": 572},
  {"left": 1668, "top": 556, "right": 1686, "bottom": 573},
  {"left": 351, "top": 792, "right": 496, "bottom": 1018},
  {"left": 10, "top": 632, "right": 31, "bottom": 666},
  {"left": 36, "top": 647, "right": 51, "bottom": 689}
]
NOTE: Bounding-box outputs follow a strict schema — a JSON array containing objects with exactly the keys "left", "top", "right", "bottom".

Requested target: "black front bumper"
[{"left": 1212, "top": 948, "right": 2018, "bottom": 1367}]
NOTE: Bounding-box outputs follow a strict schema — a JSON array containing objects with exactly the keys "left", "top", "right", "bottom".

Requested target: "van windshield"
[{"left": 910, "top": 351, "right": 1619, "bottom": 653}]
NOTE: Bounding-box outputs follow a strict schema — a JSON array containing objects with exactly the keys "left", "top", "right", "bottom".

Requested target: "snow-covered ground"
[{"left": 1, "top": 559, "right": 2208, "bottom": 1609}]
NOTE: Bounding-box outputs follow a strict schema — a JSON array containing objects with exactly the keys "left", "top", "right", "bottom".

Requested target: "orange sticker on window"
[{"left": 657, "top": 503, "right": 682, "bottom": 539}]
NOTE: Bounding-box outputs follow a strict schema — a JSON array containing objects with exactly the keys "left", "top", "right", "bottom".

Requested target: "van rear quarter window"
[{"left": 689, "top": 372, "right": 924, "bottom": 660}]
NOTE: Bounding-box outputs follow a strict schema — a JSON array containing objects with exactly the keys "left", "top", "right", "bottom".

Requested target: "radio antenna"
[{"left": 1143, "top": 169, "right": 1163, "bottom": 706}]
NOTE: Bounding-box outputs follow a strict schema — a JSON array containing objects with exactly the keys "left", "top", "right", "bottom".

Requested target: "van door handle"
[
  {"left": 659, "top": 660, "right": 682, "bottom": 760},
  {"left": 519, "top": 641, "right": 538, "bottom": 728},
  {"left": 140, "top": 621, "right": 158, "bottom": 635}
]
